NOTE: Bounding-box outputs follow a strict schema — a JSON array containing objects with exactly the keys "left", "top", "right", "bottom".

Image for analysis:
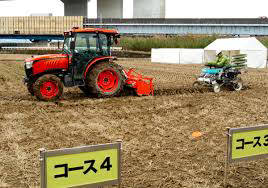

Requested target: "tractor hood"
[
  {"left": 27, "top": 54, "right": 69, "bottom": 75},
  {"left": 26, "top": 54, "right": 68, "bottom": 62}
]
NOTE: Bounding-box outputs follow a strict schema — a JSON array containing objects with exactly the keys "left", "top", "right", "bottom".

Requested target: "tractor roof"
[{"left": 67, "top": 27, "right": 119, "bottom": 35}]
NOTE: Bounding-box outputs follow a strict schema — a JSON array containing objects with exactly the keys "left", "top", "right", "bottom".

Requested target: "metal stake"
[
  {"left": 116, "top": 139, "right": 122, "bottom": 188},
  {"left": 224, "top": 127, "right": 230, "bottom": 188},
  {"left": 38, "top": 148, "right": 46, "bottom": 188}
]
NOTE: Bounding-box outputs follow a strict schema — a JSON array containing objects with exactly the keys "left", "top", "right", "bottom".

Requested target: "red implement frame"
[{"left": 125, "top": 68, "right": 154, "bottom": 96}]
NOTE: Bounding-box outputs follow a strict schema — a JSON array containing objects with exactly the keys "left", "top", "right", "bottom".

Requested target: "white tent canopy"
[{"left": 204, "top": 37, "right": 267, "bottom": 68}]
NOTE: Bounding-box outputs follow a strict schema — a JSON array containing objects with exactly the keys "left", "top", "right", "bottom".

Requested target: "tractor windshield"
[{"left": 74, "top": 33, "right": 111, "bottom": 56}]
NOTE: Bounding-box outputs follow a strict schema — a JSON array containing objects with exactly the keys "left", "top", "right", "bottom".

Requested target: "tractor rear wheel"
[
  {"left": 33, "top": 74, "right": 63, "bottom": 101},
  {"left": 86, "top": 61, "right": 124, "bottom": 98},
  {"left": 233, "top": 80, "right": 243, "bottom": 91},
  {"left": 193, "top": 81, "right": 202, "bottom": 90}
]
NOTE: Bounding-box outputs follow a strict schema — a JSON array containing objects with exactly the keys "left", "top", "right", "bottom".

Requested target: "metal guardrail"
[
  {"left": 84, "top": 18, "right": 268, "bottom": 24},
  {"left": 84, "top": 23, "right": 268, "bottom": 36},
  {"left": 84, "top": 18, "right": 268, "bottom": 36},
  {"left": 0, "top": 34, "right": 64, "bottom": 41},
  {"left": 0, "top": 47, "right": 59, "bottom": 50},
  {"left": 0, "top": 46, "right": 122, "bottom": 51}
]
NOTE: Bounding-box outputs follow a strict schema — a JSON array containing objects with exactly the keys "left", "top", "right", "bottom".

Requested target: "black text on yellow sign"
[
  {"left": 40, "top": 143, "right": 121, "bottom": 188},
  {"left": 228, "top": 125, "right": 268, "bottom": 163}
]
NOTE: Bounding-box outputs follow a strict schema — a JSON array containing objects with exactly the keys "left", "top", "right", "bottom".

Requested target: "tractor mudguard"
[{"left": 83, "top": 56, "right": 116, "bottom": 79}]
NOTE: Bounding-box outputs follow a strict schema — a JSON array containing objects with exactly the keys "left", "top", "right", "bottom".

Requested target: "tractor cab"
[
  {"left": 63, "top": 28, "right": 120, "bottom": 86},
  {"left": 63, "top": 28, "right": 119, "bottom": 57}
]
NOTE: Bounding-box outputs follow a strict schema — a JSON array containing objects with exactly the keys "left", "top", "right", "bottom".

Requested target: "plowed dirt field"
[{"left": 1, "top": 54, "right": 268, "bottom": 188}]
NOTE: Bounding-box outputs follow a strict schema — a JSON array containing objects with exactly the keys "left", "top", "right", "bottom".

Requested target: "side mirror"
[{"left": 70, "top": 41, "right": 75, "bottom": 50}]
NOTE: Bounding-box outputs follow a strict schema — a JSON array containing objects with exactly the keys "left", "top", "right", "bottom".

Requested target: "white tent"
[{"left": 204, "top": 37, "right": 267, "bottom": 68}]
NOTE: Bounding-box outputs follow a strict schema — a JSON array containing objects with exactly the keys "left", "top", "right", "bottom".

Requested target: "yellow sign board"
[
  {"left": 40, "top": 143, "right": 121, "bottom": 188},
  {"left": 228, "top": 125, "right": 268, "bottom": 163}
]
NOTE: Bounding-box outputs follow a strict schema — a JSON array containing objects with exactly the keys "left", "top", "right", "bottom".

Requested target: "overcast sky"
[{"left": 0, "top": 0, "right": 267, "bottom": 18}]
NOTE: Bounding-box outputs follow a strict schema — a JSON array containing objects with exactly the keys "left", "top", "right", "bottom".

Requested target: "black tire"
[
  {"left": 233, "top": 78, "right": 243, "bottom": 91},
  {"left": 86, "top": 61, "right": 125, "bottom": 98},
  {"left": 78, "top": 85, "right": 91, "bottom": 96},
  {"left": 33, "top": 74, "right": 63, "bottom": 101},
  {"left": 193, "top": 81, "right": 202, "bottom": 90},
  {"left": 27, "top": 82, "right": 35, "bottom": 96}
]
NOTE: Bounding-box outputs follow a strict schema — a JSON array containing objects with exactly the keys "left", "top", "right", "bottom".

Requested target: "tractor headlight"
[{"left": 25, "top": 61, "right": 33, "bottom": 69}]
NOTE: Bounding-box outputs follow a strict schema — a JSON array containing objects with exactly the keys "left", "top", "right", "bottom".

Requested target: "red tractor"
[{"left": 24, "top": 27, "right": 153, "bottom": 101}]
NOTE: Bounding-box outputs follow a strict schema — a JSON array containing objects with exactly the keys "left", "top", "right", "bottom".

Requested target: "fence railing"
[{"left": 0, "top": 16, "right": 83, "bottom": 35}]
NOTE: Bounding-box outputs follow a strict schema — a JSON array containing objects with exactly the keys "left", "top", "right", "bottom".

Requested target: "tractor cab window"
[
  {"left": 75, "top": 33, "right": 98, "bottom": 53},
  {"left": 98, "top": 34, "right": 111, "bottom": 56},
  {"left": 73, "top": 33, "right": 111, "bottom": 56},
  {"left": 63, "top": 36, "right": 73, "bottom": 53}
]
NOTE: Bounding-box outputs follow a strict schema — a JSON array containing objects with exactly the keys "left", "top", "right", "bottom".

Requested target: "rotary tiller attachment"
[{"left": 123, "top": 68, "right": 154, "bottom": 96}]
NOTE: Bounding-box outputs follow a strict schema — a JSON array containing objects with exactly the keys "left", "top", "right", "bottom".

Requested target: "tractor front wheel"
[
  {"left": 213, "top": 83, "right": 221, "bottom": 93},
  {"left": 86, "top": 62, "right": 124, "bottom": 98},
  {"left": 33, "top": 74, "right": 63, "bottom": 101}
]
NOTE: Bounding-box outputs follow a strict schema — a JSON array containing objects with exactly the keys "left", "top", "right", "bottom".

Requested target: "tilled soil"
[{"left": 0, "top": 55, "right": 268, "bottom": 188}]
